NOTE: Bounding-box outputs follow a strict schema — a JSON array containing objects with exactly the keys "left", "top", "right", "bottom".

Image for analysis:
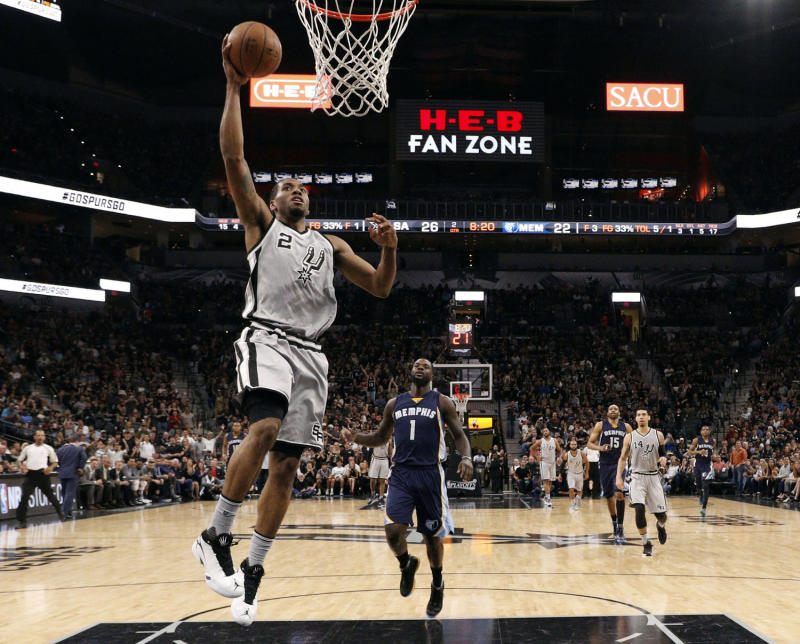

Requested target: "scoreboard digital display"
[
  {"left": 395, "top": 100, "right": 545, "bottom": 163},
  {"left": 196, "top": 215, "right": 735, "bottom": 236},
  {"left": 448, "top": 322, "right": 473, "bottom": 349}
]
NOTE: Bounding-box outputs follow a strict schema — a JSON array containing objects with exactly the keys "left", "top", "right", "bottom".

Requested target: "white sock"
[{"left": 641, "top": 533, "right": 648, "bottom": 545}]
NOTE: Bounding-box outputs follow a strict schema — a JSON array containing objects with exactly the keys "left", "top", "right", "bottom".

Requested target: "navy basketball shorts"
[
  {"left": 384, "top": 465, "right": 454, "bottom": 538},
  {"left": 599, "top": 462, "right": 621, "bottom": 498}
]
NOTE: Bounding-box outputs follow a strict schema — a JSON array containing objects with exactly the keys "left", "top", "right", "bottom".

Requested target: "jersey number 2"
[{"left": 277, "top": 233, "right": 292, "bottom": 249}]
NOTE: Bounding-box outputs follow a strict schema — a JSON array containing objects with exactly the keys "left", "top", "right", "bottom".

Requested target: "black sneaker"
[
  {"left": 231, "top": 558, "right": 265, "bottom": 626},
  {"left": 400, "top": 555, "right": 419, "bottom": 597},
  {"left": 656, "top": 522, "right": 667, "bottom": 545},
  {"left": 642, "top": 541, "right": 653, "bottom": 557},
  {"left": 426, "top": 583, "right": 444, "bottom": 617}
]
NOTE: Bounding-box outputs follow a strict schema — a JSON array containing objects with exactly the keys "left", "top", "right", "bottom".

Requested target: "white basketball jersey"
[
  {"left": 566, "top": 450, "right": 584, "bottom": 475},
  {"left": 630, "top": 428, "right": 659, "bottom": 474},
  {"left": 541, "top": 437, "right": 556, "bottom": 464},
  {"left": 373, "top": 442, "right": 390, "bottom": 458},
  {"left": 242, "top": 219, "right": 337, "bottom": 341}
]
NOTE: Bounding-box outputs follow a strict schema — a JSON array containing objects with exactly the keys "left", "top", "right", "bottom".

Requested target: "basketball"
[{"left": 227, "top": 21, "right": 282, "bottom": 78}]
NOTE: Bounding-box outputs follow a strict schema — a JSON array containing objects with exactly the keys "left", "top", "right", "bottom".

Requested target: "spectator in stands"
[{"left": 730, "top": 440, "right": 748, "bottom": 494}]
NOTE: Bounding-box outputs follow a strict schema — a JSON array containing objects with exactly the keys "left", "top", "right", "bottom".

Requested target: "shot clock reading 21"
[{"left": 395, "top": 100, "right": 545, "bottom": 162}]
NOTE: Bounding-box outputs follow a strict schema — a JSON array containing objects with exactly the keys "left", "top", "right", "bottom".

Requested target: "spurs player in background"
[
  {"left": 616, "top": 409, "right": 668, "bottom": 557},
  {"left": 368, "top": 438, "right": 392, "bottom": 505},
  {"left": 587, "top": 404, "right": 632, "bottom": 544},
  {"left": 193, "top": 33, "right": 398, "bottom": 627},
  {"left": 565, "top": 438, "right": 588, "bottom": 511},
  {"left": 530, "top": 427, "right": 561, "bottom": 508}
]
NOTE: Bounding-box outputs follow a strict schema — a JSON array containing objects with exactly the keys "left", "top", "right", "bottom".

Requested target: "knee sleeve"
[{"left": 633, "top": 503, "right": 647, "bottom": 529}]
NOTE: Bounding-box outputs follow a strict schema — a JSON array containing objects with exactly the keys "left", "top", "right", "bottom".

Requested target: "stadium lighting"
[
  {"left": 0, "top": 278, "right": 105, "bottom": 302},
  {"left": 454, "top": 291, "right": 485, "bottom": 302},
  {"left": 99, "top": 279, "right": 131, "bottom": 293},
  {"left": 612, "top": 292, "right": 641, "bottom": 303}
]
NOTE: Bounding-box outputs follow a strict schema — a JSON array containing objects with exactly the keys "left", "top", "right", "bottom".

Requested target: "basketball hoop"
[
  {"left": 294, "top": 0, "right": 419, "bottom": 117},
  {"left": 453, "top": 392, "right": 470, "bottom": 422}
]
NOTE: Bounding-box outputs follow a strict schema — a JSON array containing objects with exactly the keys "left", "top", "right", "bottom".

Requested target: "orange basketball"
[{"left": 227, "top": 21, "right": 282, "bottom": 78}]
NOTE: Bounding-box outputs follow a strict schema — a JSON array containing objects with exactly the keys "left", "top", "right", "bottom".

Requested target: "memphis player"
[
  {"left": 342, "top": 359, "right": 473, "bottom": 618},
  {"left": 688, "top": 425, "right": 715, "bottom": 516},
  {"left": 587, "top": 404, "right": 633, "bottom": 544}
]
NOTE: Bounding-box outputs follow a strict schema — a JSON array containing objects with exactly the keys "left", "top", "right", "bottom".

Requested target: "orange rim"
[{"left": 297, "top": 0, "right": 418, "bottom": 22}]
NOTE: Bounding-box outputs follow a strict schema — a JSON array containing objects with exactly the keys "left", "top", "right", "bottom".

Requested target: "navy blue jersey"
[
  {"left": 392, "top": 391, "right": 446, "bottom": 467},
  {"left": 694, "top": 436, "right": 714, "bottom": 472},
  {"left": 226, "top": 432, "right": 244, "bottom": 459},
  {"left": 599, "top": 419, "right": 628, "bottom": 464}
]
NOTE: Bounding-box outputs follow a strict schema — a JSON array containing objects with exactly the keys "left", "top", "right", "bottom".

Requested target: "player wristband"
[{"left": 461, "top": 456, "right": 472, "bottom": 461}]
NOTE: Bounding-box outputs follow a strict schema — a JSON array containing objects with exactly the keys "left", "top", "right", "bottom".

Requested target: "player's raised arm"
[
  {"left": 220, "top": 34, "right": 271, "bottom": 250},
  {"left": 587, "top": 422, "right": 605, "bottom": 451},
  {"left": 439, "top": 394, "right": 473, "bottom": 481},
  {"left": 325, "top": 214, "right": 397, "bottom": 298},
  {"left": 342, "top": 399, "right": 397, "bottom": 447},
  {"left": 687, "top": 437, "right": 700, "bottom": 457},
  {"left": 615, "top": 432, "right": 632, "bottom": 490}
]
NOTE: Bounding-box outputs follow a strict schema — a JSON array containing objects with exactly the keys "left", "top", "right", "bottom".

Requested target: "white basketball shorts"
[{"left": 233, "top": 326, "right": 328, "bottom": 450}]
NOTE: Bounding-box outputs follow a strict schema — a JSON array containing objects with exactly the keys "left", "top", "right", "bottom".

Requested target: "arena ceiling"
[{"left": 1, "top": 0, "right": 799, "bottom": 113}]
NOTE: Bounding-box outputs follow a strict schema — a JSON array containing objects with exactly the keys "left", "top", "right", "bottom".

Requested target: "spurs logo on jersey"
[
  {"left": 242, "top": 220, "right": 337, "bottom": 341},
  {"left": 297, "top": 247, "right": 326, "bottom": 285}
]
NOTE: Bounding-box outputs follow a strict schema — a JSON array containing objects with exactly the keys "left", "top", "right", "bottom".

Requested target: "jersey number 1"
[{"left": 409, "top": 419, "right": 415, "bottom": 441}]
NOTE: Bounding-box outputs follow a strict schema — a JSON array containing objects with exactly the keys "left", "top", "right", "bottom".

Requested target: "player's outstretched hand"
[
  {"left": 457, "top": 457, "right": 474, "bottom": 482},
  {"left": 367, "top": 214, "right": 397, "bottom": 249},
  {"left": 341, "top": 428, "right": 354, "bottom": 445},
  {"left": 221, "top": 34, "right": 249, "bottom": 87}
]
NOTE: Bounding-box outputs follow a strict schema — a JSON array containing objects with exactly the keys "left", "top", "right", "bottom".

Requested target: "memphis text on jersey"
[{"left": 394, "top": 406, "right": 437, "bottom": 420}]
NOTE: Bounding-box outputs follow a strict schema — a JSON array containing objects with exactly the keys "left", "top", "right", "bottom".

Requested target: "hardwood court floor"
[{"left": 1, "top": 494, "right": 797, "bottom": 643}]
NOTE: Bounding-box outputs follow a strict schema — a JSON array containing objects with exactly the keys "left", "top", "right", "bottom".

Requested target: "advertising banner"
[{"left": 396, "top": 100, "right": 545, "bottom": 162}]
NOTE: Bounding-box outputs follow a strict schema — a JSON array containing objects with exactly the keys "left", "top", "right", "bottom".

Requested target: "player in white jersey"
[
  {"left": 193, "top": 34, "right": 398, "bottom": 627},
  {"left": 616, "top": 409, "right": 669, "bottom": 558},
  {"left": 368, "top": 440, "right": 393, "bottom": 505},
  {"left": 565, "top": 438, "right": 588, "bottom": 511},
  {"left": 531, "top": 427, "right": 561, "bottom": 508}
]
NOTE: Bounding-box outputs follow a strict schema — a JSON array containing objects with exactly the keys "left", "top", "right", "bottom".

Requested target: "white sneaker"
[
  {"left": 231, "top": 559, "right": 264, "bottom": 627},
  {"left": 192, "top": 528, "right": 244, "bottom": 598}
]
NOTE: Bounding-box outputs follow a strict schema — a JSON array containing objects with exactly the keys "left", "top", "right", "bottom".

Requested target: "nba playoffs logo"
[{"left": 0, "top": 484, "right": 7, "bottom": 515}]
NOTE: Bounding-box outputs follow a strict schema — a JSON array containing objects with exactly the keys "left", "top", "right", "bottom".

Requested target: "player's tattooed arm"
[
  {"left": 439, "top": 395, "right": 473, "bottom": 481},
  {"left": 342, "top": 399, "right": 396, "bottom": 447}
]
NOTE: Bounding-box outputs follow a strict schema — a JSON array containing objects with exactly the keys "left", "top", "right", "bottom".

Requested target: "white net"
[{"left": 294, "top": 0, "right": 418, "bottom": 117}]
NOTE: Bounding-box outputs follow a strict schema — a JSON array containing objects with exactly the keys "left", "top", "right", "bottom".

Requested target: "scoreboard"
[{"left": 196, "top": 215, "right": 734, "bottom": 236}]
